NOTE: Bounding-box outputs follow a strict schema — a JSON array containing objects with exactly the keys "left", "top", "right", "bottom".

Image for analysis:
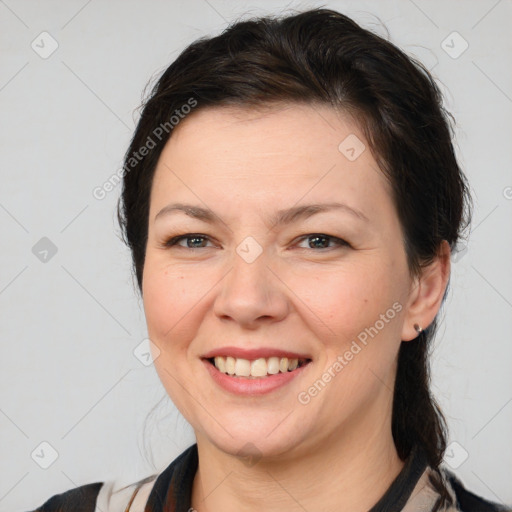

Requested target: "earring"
[{"left": 414, "top": 323, "right": 423, "bottom": 334}]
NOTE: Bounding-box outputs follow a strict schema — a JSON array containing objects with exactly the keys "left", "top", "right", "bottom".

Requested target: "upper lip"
[{"left": 202, "top": 346, "right": 312, "bottom": 360}]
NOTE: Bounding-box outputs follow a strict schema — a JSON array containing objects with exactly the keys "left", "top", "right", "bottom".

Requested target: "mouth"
[{"left": 204, "top": 356, "right": 313, "bottom": 379}]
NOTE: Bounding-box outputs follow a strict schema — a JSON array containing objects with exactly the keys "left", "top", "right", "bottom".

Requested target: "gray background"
[{"left": 1, "top": 0, "right": 511, "bottom": 510}]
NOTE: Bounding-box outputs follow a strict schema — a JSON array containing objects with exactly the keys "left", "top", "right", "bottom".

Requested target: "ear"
[{"left": 401, "top": 240, "right": 451, "bottom": 342}]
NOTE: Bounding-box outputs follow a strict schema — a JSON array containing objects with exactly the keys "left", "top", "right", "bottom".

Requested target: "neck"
[{"left": 191, "top": 403, "right": 405, "bottom": 512}]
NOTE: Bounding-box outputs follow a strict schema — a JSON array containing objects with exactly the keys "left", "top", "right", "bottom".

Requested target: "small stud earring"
[{"left": 414, "top": 323, "right": 423, "bottom": 334}]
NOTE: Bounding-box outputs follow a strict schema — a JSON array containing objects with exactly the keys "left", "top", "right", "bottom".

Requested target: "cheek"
[
  {"left": 142, "top": 260, "right": 204, "bottom": 411},
  {"left": 142, "top": 258, "right": 199, "bottom": 344},
  {"left": 296, "top": 261, "right": 404, "bottom": 389},
  {"left": 292, "top": 262, "right": 395, "bottom": 340}
]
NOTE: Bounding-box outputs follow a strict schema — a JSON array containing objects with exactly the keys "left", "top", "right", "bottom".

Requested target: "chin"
[{"left": 198, "top": 416, "right": 310, "bottom": 462}]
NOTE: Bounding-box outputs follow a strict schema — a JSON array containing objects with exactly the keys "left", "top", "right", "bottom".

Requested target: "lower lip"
[{"left": 202, "top": 359, "right": 311, "bottom": 396}]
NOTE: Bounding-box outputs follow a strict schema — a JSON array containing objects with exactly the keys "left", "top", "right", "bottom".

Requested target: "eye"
[
  {"left": 163, "top": 233, "right": 215, "bottom": 249},
  {"left": 295, "top": 233, "right": 350, "bottom": 250},
  {"left": 161, "top": 232, "right": 350, "bottom": 251}
]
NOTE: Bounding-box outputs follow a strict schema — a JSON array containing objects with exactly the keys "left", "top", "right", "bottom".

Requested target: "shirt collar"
[{"left": 145, "top": 443, "right": 429, "bottom": 512}]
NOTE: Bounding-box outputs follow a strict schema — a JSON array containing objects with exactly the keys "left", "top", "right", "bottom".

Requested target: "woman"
[{"left": 29, "top": 7, "right": 510, "bottom": 512}]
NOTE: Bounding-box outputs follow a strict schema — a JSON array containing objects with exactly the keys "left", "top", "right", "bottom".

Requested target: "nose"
[{"left": 213, "top": 249, "right": 289, "bottom": 329}]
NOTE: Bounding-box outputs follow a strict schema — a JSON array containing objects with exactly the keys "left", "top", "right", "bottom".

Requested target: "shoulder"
[
  {"left": 27, "top": 481, "right": 103, "bottom": 511},
  {"left": 27, "top": 444, "right": 197, "bottom": 512},
  {"left": 27, "top": 474, "right": 159, "bottom": 512},
  {"left": 381, "top": 449, "right": 510, "bottom": 512},
  {"left": 442, "top": 468, "right": 511, "bottom": 512}
]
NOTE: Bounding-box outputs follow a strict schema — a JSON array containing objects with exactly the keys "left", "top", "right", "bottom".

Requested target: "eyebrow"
[{"left": 154, "top": 201, "right": 370, "bottom": 227}]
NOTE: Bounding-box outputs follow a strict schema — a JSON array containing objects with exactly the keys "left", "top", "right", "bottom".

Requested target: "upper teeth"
[{"left": 213, "top": 356, "right": 301, "bottom": 378}]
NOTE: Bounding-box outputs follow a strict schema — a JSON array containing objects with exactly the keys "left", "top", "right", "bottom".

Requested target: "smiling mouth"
[{"left": 205, "top": 356, "right": 312, "bottom": 378}]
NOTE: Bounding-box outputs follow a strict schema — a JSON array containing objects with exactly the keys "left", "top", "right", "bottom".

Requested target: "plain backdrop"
[{"left": 0, "top": 1, "right": 511, "bottom": 510}]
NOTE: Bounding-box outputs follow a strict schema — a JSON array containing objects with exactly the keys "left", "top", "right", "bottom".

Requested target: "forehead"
[
  {"left": 165, "top": 102, "right": 365, "bottom": 158},
  {"left": 149, "top": 103, "right": 393, "bottom": 226}
]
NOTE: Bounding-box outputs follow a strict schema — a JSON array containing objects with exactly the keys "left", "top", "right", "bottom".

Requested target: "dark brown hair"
[{"left": 117, "top": 6, "right": 472, "bottom": 497}]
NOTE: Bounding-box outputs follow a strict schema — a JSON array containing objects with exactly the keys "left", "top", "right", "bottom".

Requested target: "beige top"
[{"left": 31, "top": 443, "right": 510, "bottom": 512}]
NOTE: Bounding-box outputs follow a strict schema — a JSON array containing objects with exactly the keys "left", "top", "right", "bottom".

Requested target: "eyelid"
[
  {"left": 293, "top": 234, "right": 351, "bottom": 250},
  {"left": 162, "top": 233, "right": 351, "bottom": 250},
  {"left": 163, "top": 233, "right": 217, "bottom": 249}
]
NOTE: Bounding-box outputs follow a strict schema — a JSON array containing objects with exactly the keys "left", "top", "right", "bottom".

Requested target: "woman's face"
[{"left": 142, "top": 103, "right": 419, "bottom": 460}]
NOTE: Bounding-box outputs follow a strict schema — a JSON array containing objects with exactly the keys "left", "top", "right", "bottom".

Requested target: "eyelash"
[{"left": 162, "top": 233, "right": 351, "bottom": 251}]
